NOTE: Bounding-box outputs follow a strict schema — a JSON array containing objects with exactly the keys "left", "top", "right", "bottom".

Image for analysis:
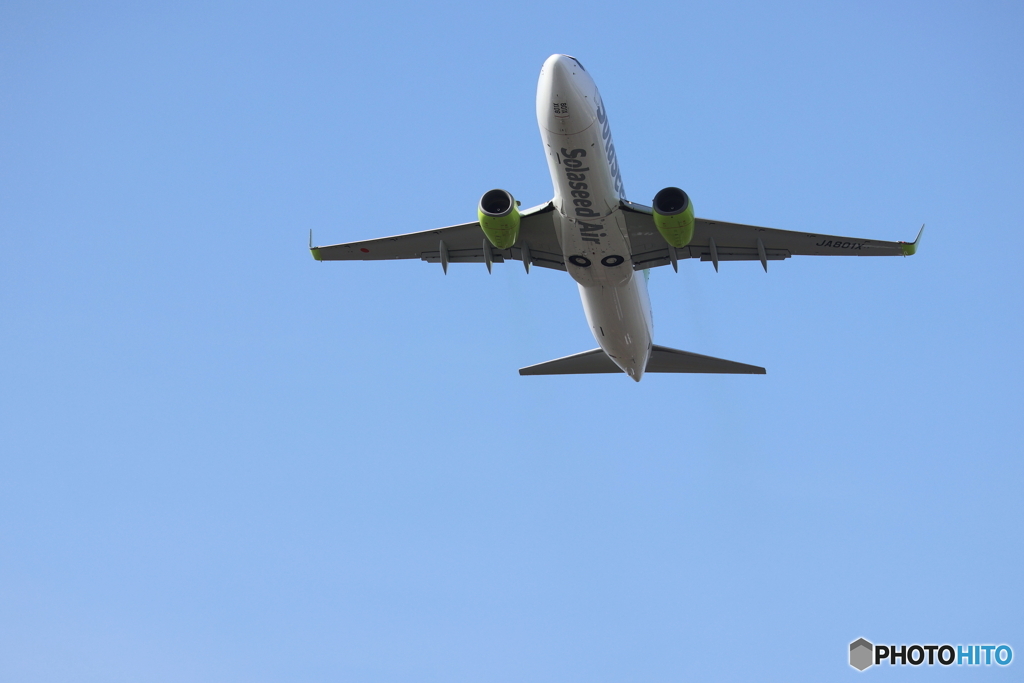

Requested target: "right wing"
[
  {"left": 310, "top": 201, "right": 565, "bottom": 271},
  {"left": 621, "top": 200, "right": 923, "bottom": 271}
]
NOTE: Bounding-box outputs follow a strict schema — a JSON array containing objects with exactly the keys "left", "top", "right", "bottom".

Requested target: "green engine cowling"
[
  {"left": 652, "top": 187, "right": 695, "bottom": 248},
  {"left": 478, "top": 189, "right": 520, "bottom": 249}
]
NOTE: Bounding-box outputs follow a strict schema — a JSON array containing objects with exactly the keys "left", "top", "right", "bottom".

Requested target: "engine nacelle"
[
  {"left": 478, "top": 189, "right": 521, "bottom": 249},
  {"left": 652, "top": 187, "right": 694, "bottom": 248}
]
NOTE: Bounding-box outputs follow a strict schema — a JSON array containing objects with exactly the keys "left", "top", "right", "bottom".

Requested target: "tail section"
[{"left": 519, "top": 345, "right": 765, "bottom": 377}]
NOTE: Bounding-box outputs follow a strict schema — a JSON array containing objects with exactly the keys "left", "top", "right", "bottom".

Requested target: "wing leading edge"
[{"left": 621, "top": 200, "right": 923, "bottom": 271}]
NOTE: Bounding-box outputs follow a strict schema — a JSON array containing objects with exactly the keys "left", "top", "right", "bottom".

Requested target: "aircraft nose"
[
  {"left": 543, "top": 54, "right": 578, "bottom": 92},
  {"left": 544, "top": 54, "right": 574, "bottom": 76},
  {"left": 537, "top": 54, "right": 596, "bottom": 135}
]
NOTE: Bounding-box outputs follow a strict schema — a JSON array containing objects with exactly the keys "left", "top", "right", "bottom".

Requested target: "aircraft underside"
[{"left": 309, "top": 54, "right": 921, "bottom": 381}]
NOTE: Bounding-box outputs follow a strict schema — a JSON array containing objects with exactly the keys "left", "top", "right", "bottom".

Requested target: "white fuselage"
[{"left": 536, "top": 55, "right": 653, "bottom": 381}]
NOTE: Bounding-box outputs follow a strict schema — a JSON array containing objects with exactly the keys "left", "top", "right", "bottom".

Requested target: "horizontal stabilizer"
[
  {"left": 646, "top": 345, "right": 766, "bottom": 374},
  {"left": 519, "top": 345, "right": 766, "bottom": 376},
  {"left": 519, "top": 348, "right": 620, "bottom": 375}
]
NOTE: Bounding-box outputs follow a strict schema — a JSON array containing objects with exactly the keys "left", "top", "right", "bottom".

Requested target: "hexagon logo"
[{"left": 850, "top": 638, "right": 874, "bottom": 671}]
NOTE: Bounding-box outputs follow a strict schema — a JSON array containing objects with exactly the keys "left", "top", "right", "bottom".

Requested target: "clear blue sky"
[{"left": 2, "top": 1, "right": 1022, "bottom": 681}]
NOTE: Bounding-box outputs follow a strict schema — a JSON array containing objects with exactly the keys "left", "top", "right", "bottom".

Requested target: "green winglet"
[
  {"left": 309, "top": 229, "right": 322, "bottom": 261},
  {"left": 901, "top": 224, "right": 925, "bottom": 256}
]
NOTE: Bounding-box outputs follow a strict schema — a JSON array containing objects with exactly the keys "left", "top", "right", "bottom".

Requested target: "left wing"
[
  {"left": 621, "top": 200, "right": 923, "bottom": 271},
  {"left": 311, "top": 201, "right": 565, "bottom": 271}
]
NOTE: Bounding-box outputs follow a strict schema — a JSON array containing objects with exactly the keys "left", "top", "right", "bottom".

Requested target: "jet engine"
[
  {"left": 652, "top": 187, "right": 694, "bottom": 248},
  {"left": 478, "top": 189, "right": 521, "bottom": 249}
]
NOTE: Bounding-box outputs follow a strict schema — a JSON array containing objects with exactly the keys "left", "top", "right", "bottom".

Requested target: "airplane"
[{"left": 310, "top": 54, "right": 922, "bottom": 382}]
